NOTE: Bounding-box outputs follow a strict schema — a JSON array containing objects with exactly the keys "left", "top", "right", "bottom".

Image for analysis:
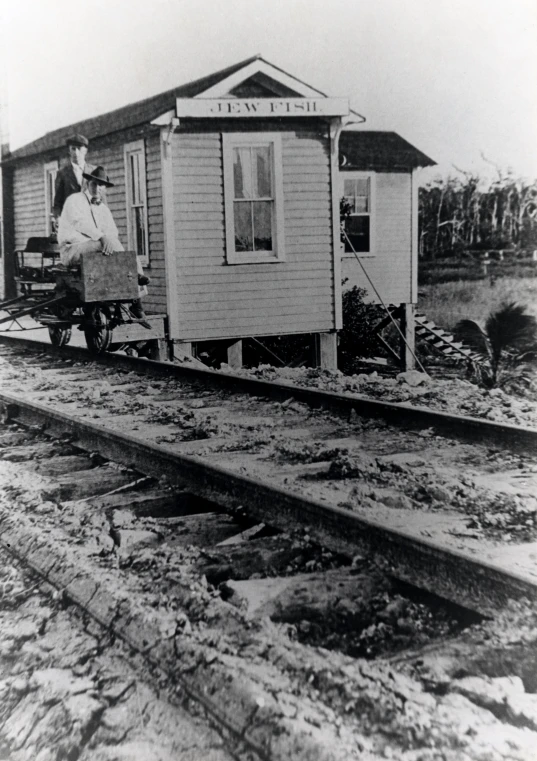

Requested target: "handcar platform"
[{"left": 0, "top": 239, "right": 165, "bottom": 355}]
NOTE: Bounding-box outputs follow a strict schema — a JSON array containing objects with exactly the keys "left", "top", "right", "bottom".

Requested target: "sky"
[{"left": 2, "top": 0, "right": 537, "bottom": 184}]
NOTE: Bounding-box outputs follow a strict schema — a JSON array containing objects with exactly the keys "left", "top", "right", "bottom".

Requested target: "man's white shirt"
[
  {"left": 71, "top": 162, "right": 84, "bottom": 186},
  {"left": 58, "top": 190, "right": 124, "bottom": 260}
]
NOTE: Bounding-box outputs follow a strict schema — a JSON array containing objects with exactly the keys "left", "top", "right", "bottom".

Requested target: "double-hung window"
[
  {"left": 124, "top": 140, "right": 149, "bottom": 265},
  {"left": 44, "top": 160, "right": 58, "bottom": 235},
  {"left": 223, "top": 133, "right": 284, "bottom": 264},
  {"left": 341, "top": 172, "right": 375, "bottom": 256}
]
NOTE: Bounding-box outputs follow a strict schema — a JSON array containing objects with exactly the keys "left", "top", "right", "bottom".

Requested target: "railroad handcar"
[{"left": 1, "top": 56, "right": 434, "bottom": 366}]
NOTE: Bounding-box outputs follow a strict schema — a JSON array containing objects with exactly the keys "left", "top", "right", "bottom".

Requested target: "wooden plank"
[
  {"left": 174, "top": 178, "right": 223, "bottom": 189},
  {"left": 176, "top": 266, "right": 331, "bottom": 283},
  {"left": 175, "top": 196, "right": 223, "bottom": 208},
  {"left": 283, "top": 184, "right": 329, "bottom": 194},
  {"left": 175, "top": 229, "right": 225, "bottom": 241},
  {"left": 178, "top": 319, "right": 333, "bottom": 340},
  {"left": 177, "top": 292, "right": 332, "bottom": 309},
  {"left": 13, "top": 186, "right": 44, "bottom": 200},
  {"left": 177, "top": 253, "right": 331, "bottom": 268},
  {"left": 283, "top": 163, "right": 329, "bottom": 174},
  {"left": 160, "top": 126, "right": 180, "bottom": 339},
  {"left": 284, "top": 200, "right": 331, "bottom": 211},
  {"left": 174, "top": 220, "right": 224, "bottom": 231},
  {"left": 283, "top": 174, "right": 329, "bottom": 185},
  {"left": 175, "top": 143, "right": 222, "bottom": 152},
  {"left": 173, "top": 166, "right": 222, "bottom": 178},
  {"left": 178, "top": 302, "right": 332, "bottom": 321},
  {"left": 175, "top": 209, "right": 224, "bottom": 220},
  {"left": 284, "top": 209, "right": 330, "bottom": 220},
  {"left": 283, "top": 155, "right": 330, "bottom": 165},
  {"left": 285, "top": 223, "right": 332, "bottom": 234},
  {"left": 174, "top": 186, "right": 223, "bottom": 196},
  {"left": 177, "top": 254, "right": 331, "bottom": 269},
  {"left": 171, "top": 239, "right": 225, "bottom": 250},
  {"left": 175, "top": 203, "right": 224, "bottom": 215},
  {"left": 12, "top": 196, "right": 45, "bottom": 209},
  {"left": 411, "top": 169, "right": 418, "bottom": 303},
  {"left": 329, "top": 120, "right": 341, "bottom": 331},
  {"left": 147, "top": 178, "right": 163, "bottom": 192},
  {"left": 281, "top": 137, "right": 328, "bottom": 147},
  {"left": 176, "top": 157, "right": 222, "bottom": 168},
  {"left": 178, "top": 280, "right": 331, "bottom": 296},
  {"left": 175, "top": 136, "right": 221, "bottom": 146}
]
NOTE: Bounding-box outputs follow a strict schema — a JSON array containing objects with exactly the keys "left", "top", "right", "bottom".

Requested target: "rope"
[{"left": 342, "top": 230, "right": 427, "bottom": 374}]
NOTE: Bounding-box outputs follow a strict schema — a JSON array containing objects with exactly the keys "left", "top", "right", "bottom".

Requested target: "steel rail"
[
  {"left": 0, "top": 333, "right": 536, "bottom": 455},
  {"left": 1, "top": 390, "right": 535, "bottom": 616}
]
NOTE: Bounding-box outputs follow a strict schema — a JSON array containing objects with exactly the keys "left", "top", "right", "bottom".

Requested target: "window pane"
[
  {"left": 343, "top": 178, "right": 370, "bottom": 213},
  {"left": 354, "top": 196, "right": 369, "bottom": 214},
  {"left": 134, "top": 206, "right": 146, "bottom": 257},
  {"left": 233, "top": 147, "right": 254, "bottom": 199},
  {"left": 344, "top": 216, "right": 370, "bottom": 253},
  {"left": 354, "top": 178, "right": 369, "bottom": 197},
  {"left": 253, "top": 201, "right": 273, "bottom": 251},
  {"left": 234, "top": 202, "right": 253, "bottom": 251},
  {"left": 130, "top": 153, "right": 141, "bottom": 204},
  {"left": 254, "top": 146, "right": 272, "bottom": 197}
]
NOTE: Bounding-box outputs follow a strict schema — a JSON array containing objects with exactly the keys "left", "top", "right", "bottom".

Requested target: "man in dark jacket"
[{"left": 52, "top": 134, "right": 95, "bottom": 223}]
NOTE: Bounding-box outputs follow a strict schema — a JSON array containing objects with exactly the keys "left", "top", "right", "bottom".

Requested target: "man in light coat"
[{"left": 58, "top": 165, "right": 150, "bottom": 326}]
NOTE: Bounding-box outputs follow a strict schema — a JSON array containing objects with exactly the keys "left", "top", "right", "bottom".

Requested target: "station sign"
[{"left": 175, "top": 97, "right": 349, "bottom": 118}]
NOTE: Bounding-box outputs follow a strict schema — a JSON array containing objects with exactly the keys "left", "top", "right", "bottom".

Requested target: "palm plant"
[{"left": 454, "top": 302, "right": 537, "bottom": 388}]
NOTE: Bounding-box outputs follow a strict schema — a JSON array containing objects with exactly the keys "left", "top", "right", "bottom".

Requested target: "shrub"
[
  {"left": 454, "top": 302, "right": 537, "bottom": 388},
  {"left": 338, "top": 287, "right": 385, "bottom": 373}
]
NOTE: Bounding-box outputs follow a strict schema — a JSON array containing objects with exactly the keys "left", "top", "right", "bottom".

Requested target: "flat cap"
[{"left": 66, "top": 133, "right": 89, "bottom": 147}]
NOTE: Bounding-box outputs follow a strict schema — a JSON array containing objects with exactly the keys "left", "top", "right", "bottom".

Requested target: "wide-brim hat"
[
  {"left": 83, "top": 165, "right": 114, "bottom": 187},
  {"left": 66, "top": 133, "right": 88, "bottom": 148}
]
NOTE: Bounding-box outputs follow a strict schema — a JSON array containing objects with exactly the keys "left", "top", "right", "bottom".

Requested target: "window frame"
[
  {"left": 340, "top": 171, "right": 376, "bottom": 257},
  {"left": 124, "top": 139, "right": 150, "bottom": 266},
  {"left": 223, "top": 132, "right": 285, "bottom": 264},
  {"left": 44, "top": 160, "right": 58, "bottom": 235}
]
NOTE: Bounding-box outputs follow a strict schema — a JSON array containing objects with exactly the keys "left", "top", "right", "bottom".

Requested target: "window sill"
[
  {"left": 341, "top": 252, "right": 375, "bottom": 259},
  {"left": 226, "top": 254, "right": 285, "bottom": 265}
]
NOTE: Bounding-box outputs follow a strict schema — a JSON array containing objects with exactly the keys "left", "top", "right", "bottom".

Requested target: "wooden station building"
[{"left": 1, "top": 56, "right": 434, "bottom": 367}]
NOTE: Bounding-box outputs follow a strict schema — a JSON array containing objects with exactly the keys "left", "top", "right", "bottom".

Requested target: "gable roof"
[
  {"left": 340, "top": 131, "right": 435, "bottom": 170},
  {"left": 4, "top": 55, "right": 332, "bottom": 163}
]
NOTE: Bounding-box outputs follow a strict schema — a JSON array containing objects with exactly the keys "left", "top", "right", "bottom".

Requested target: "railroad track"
[{"left": 0, "top": 335, "right": 537, "bottom": 758}]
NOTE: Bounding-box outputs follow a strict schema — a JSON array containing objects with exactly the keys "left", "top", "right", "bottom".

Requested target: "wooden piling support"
[
  {"left": 400, "top": 303, "right": 416, "bottom": 371},
  {"left": 314, "top": 332, "right": 338, "bottom": 370},
  {"left": 227, "top": 339, "right": 243, "bottom": 369}
]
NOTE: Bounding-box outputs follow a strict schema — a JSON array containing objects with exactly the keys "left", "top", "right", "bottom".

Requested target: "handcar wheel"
[
  {"left": 84, "top": 306, "right": 112, "bottom": 354},
  {"left": 48, "top": 325, "right": 72, "bottom": 347}
]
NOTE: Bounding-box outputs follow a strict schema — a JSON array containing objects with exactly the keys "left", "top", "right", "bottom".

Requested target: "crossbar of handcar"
[
  {"left": 0, "top": 295, "right": 67, "bottom": 326},
  {"left": 0, "top": 294, "right": 40, "bottom": 311}
]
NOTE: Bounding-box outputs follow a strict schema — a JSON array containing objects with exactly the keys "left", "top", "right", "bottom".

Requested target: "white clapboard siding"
[
  {"left": 13, "top": 162, "right": 47, "bottom": 248},
  {"left": 341, "top": 172, "right": 412, "bottom": 304},
  {"left": 91, "top": 134, "right": 166, "bottom": 313},
  {"left": 144, "top": 132, "right": 167, "bottom": 312},
  {"left": 169, "top": 128, "right": 334, "bottom": 342}
]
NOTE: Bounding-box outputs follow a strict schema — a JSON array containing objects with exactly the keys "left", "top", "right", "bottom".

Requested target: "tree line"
[{"left": 419, "top": 169, "right": 537, "bottom": 259}]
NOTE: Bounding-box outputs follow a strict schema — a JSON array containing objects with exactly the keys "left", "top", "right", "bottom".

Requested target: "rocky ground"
[
  {"left": 0, "top": 434, "right": 537, "bottom": 759},
  {"left": 1, "top": 348, "right": 537, "bottom": 758},
  {"left": 0, "top": 545, "right": 237, "bottom": 761},
  {"left": 221, "top": 364, "right": 537, "bottom": 428}
]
